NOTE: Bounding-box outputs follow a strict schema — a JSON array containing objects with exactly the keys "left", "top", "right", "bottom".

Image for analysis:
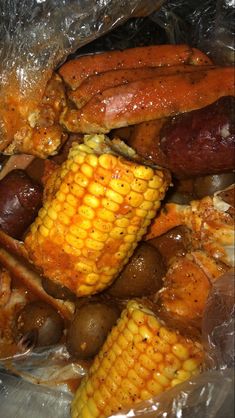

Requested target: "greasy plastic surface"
[
  {"left": 0, "top": 0, "right": 162, "bottom": 151},
  {"left": 151, "top": 0, "right": 235, "bottom": 64},
  {"left": 0, "top": 1, "right": 235, "bottom": 417},
  {"left": 0, "top": 272, "right": 234, "bottom": 418}
]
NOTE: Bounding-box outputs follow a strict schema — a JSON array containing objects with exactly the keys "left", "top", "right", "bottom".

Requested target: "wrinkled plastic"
[
  {"left": 0, "top": 0, "right": 163, "bottom": 151},
  {"left": 151, "top": 0, "right": 235, "bottom": 63},
  {"left": 0, "top": 271, "right": 234, "bottom": 418}
]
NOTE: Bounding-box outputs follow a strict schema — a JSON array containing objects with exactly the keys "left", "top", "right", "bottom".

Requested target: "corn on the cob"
[
  {"left": 71, "top": 300, "right": 204, "bottom": 418},
  {"left": 24, "top": 135, "right": 169, "bottom": 296}
]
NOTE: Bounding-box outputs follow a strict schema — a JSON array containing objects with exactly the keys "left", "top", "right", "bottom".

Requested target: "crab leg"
[
  {"left": 0, "top": 246, "right": 74, "bottom": 320},
  {"left": 61, "top": 67, "right": 234, "bottom": 134},
  {"left": 0, "top": 269, "right": 11, "bottom": 307},
  {"left": 70, "top": 64, "right": 216, "bottom": 109},
  {"left": 146, "top": 188, "right": 234, "bottom": 267},
  {"left": 59, "top": 44, "right": 212, "bottom": 90}
]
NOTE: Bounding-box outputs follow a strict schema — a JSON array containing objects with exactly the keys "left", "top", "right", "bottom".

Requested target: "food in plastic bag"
[
  {"left": 71, "top": 299, "right": 204, "bottom": 418},
  {"left": 0, "top": 0, "right": 234, "bottom": 417},
  {"left": 0, "top": 0, "right": 163, "bottom": 155}
]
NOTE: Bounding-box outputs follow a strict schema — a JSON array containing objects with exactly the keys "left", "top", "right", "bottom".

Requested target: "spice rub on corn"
[
  {"left": 24, "top": 135, "right": 169, "bottom": 296},
  {"left": 71, "top": 300, "right": 204, "bottom": 418}
]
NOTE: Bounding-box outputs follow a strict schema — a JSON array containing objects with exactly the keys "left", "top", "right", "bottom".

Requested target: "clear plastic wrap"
[
  {"left": 0, "top": 0, "right": 163, "bottom": 151},
  {"left": 0, "top": 271, "right": 234, "bottom": 418},
  {"left": 151, "top": 0, "right": 235, "bottom": 63},
  {"left": 0, "top": 1, "right": 234, "bottom": 417}
]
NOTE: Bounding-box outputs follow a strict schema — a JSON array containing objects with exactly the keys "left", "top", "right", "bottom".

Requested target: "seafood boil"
[{"left": 0, "top": 42, "right": 234, "bottom": 418}]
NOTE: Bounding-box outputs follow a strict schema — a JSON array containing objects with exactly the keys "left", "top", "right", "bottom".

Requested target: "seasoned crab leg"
[
  {"left": 59, "top": 44, "right": 212, "bottom": 90},
  {"left": 146, "top": 187, "right": 235, "bottom": 267},
  {"left": 70, "top": 64, "right": 215, "bottom": 109},
  {"left": 0, "top": 269, "right": 11, "bottom": 307},
  {"left": 60, "top": 67, "right": 234, "bottom": 134},
  {"left": 0, "top": 246, "right": 74, "bottom": 320},
  {"left": 156, "top": 251, "right": 228, "bottom": 322}
]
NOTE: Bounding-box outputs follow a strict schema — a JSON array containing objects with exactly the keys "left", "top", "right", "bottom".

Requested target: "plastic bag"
[
  {"left": 0, "top": 271, "right": 234, "bottom": 418},
  {"left": 108, "top": 271, "right": 234, "bottom": 418},
  {"left": 0, "top": 1, "right": 234, "bottom": 417},
  {"left": 151, "top": 0, "right": 235, "bottom": 63},
  {"left": 0, "top": 0, "right": 163, "bottom": 152}
]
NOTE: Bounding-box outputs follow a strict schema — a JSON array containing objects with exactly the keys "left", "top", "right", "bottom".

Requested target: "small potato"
[
  {"left": 107, "top": 242, "right": 166, "bottom": 298},
  {"left": 0, "top": 169, "right": 43, "bottom": 239},
  {"left": 16, "top": 301, "right": 64, "bottom": 347},
  {"left": 193, "top": 172, "right": 234, "bottom": 199},
  {"left": 42, "top": 277, "right": 76, "bottom": 301},
  {"left": 66, "top": 302, "right": 119, "bottom": 359},
  {"left": 149, "top": 226, "right": 191, "bottom": 265}
]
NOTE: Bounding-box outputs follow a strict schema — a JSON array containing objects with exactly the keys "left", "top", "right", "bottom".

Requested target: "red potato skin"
[
  {"left": 60, "top": 67, "right": 234, "bottom": 134},
  {"left": 159, "top": 96, "right": 235, "bottom": 177},
  {"left": 0, "top": 170, "right": 43, "bottom": 239},
  {"left": 59, "top": 44, "right": 212, "bottom": 90}
]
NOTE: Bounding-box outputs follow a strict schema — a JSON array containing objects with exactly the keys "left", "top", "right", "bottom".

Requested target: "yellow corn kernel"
[
  {"left": 109, "top": 178, "right": 130, "bottom": 195},
  {"left": 133, "top": 165, "right": 154, "bottom": 180},
  {"left": 83, "top": 194, "right": 100, "bottom": 209},
  {"left": 86, "top": 238, "right": 104, "bottom": 251},
  {"left": 140, "top": 389, "right": 152, "bottom": 401},
  {"left": 66, "top": 193, "right": 78, "bottom": 207},
  {"left": 71, "top": 300, "right": 204, "bottom": 418},
  {"left": 78, "top": 205, "right": 95, "bottom": 220},
  {"left": 93, "top": 219, "right": 112, "bottom": 233},
  {"left": 88, "top": 181, "right": 105, "bottom": 197},
  {"left": 183, "top": 358, "right": 199, "bottom": 372},
  {"left": 71, "top": 183, "right": 85, "bottom": 198},
  {"left": 147, "top": 379, "right": 163, "bottom": 396},
  {"left": 115, "top": 218, "right": 129, "bottom": 228},
  {"left": 176, "top": 369, "right": 191, "bottom": 381},
  {"left": 86, "top": 154, "right": 98, "bottom": 168},
  {"left": 64, "top": 202, "right": 76, "bottom": 217},
  {"left": 39, "top": 225, "right": 49, "bottom": 238},
  {"left": 135, "top": 208, "right": 147, "bottom": 218},
  {"left": 66, "top": 234, "right": 83, "bottom": 249},
  {"left": 56, "top": 191, "right": 66, "bottom": 202},
  {"left": 43, "top": 216, "right": 53, "bottom": 230},
  {"left": 70, "top": 225, "right": 87, "bottom": 240},
  {"left": 86, "top": 273, "right": 99, "bottom": 285},
  {"left": 99, "top": 154, "right": 117, "bottom": 170},
  {"left": 76, "top": 261, "right": 93, "bottom": 274},
  {"left": 171, "top": 379, "right": 182, "bottom": 388},
  {"left": 102, "top": 198, "right": 119, "bottom": 212},
  {"left": 126, "top": 191, "right": 143, "bottom": 207},
  {"left": 144, "top": 188, "right": 160, "bottom": 201},
  {"left": 172, "top": 343, "right": 190, "bottom": 360},
  {"left": 75, "top": 172, "right": 89, "bottom": 188},
  {"left": 90, "top": 229, "right": 108, "bottom": 242},
  {"left": 124, "top": 234, "right": 137, "bottom": 243},
  {"left": 110, "top": 227, "right": 126, "bottom": 239},
  {"left": 81, "top": 163, "right": 93, "bottom": 178},
  {"left": 105, "top": 188, "right": 124, "bottom": 204},
  {"left": 74, "top": 153, "right": 85, "bottom": 164},
  {"left": 148, "top": 174, "right": 162, "bottom": 188},
  {"left": 153, "top": 372, "right": 170, "bottom": 388},
  {"left": 97, "top": 208, "right": 115, "bottom": 222},
  {"left": 159, "top": 327, "right": 178, "bottom": 345},
  {"left": 131, "top": 178, "right": 148, "bottom": 193},
  {"left": 25, "top": 135, "right": 169, "bottom": 297}
]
